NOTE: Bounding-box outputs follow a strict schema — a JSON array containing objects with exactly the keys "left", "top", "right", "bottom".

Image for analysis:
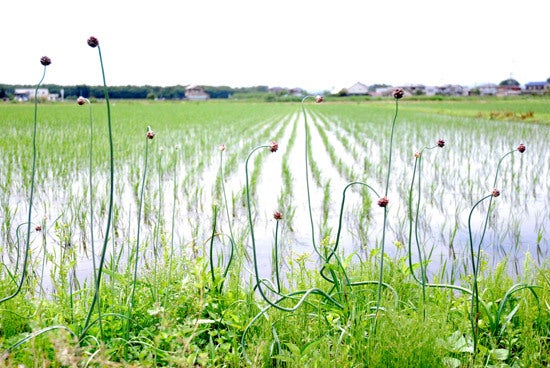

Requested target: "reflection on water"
[{"left": 1, "top": 110, "right": 549, "bottom": 290}]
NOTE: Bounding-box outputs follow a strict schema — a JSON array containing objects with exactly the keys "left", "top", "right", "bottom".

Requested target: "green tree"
[{"left": 338, "top": 88, "right": 348, "bottom": 96}]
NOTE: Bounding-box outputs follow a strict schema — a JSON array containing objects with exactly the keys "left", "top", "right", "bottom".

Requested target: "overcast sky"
[{"left": 1, "top": 0, "right": 548, "bottom": 92}]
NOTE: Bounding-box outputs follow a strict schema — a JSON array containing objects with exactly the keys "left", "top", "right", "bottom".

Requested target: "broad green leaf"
[
  {"left": 442, "top": 357, "right": 461, "bottom": 368},
  {"left": 491, "top": 348, "right": 509, "bottom": 361}
]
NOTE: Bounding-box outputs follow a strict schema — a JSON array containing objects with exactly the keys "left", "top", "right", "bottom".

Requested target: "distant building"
[
  {"left": 268, "top": 87, "right": 287, "bottom": 94},
  {"left": 477, "top": 83, "right": 498, "bottom": 96},
  {"left": 289, "top": 87, "right": 304, "bottom": 97},
  {"left": 497, "top": 78, "right": 521, "bottom": 96},
  {"left": 371, "top": 87, "right": 394, "bottom": 97},
  {"left": 14, "top": 88, "right": 49, "bottom": 101},
  {"left": 347, "top": 82, "right": 370, "bottom": 95},
  {"left": 524, "top": 81, "right": 549, "bottom": 94},
  {"left": 424, "top": 86, "right": 437, "bottom": 96},
  {"left": 402, "top": 84, "right": 426, "bottom": 96},
  {"left": 435, "top": 84, "right": 469, "bottom": 96},
  {"left": 185, "top": 85, "right": 209, "bottom": 101}
]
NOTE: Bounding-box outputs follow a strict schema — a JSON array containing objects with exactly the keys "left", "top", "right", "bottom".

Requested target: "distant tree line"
[{"left": 0, "top": 84, "right": 274, "bottom": 100}]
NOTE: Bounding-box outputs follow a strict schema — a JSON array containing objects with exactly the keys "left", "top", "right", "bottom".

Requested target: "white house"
[
  {"left": 477, "top": 83, "right": 498, "bottom": 96},
  {"left": 14, "top": 88, "right": 49, "bottom": 101},
  {"left": 185, "top": 85, "right": 209, "bottom": 101},
  {"left": 347, "top": 82, "right": 370, "bottom": 95}
]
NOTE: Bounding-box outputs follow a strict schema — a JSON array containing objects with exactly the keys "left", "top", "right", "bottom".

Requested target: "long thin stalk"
[
  {"left": 245, "top": 144, "right": 341, "bottom": 312},
  {"left": 468, "top": 148, "right": 517, "bottom": 354},
  {"left": 209, "top": 205, "right": 219, "bottom": 286},
  {"left": 468, "top": 194, "right": 492, "bottom": 354},
  {"left": 82, "top": 40, "right": 114, "bottom": 337},
  {"left": 273, "top": 219, "right": 281, "bottom": 293},
  {"left": 301, "top": 96, "right": 322, "bottom": 259},
  {"left": 167, "top": 146, "right": 179, "bottom": 291},
  {"left": 126, "top": 127, "right": 153, "bottom": 343},
  {"left": 0, "top": 62, "right": 48, "bottom": 305},
  {"left": 374, "top": 97, "right": 400, "bottom": 325},
  {"left": 217, "top": 146, "right": 235, "bottom": 290},
  {"left": 406, "top": 143, "right": 474, "bottom": 297},
  {"left": 80, "top": 97, "right": 103, "bottom": 337},
  {"left": 319, "top": 181, "right": 380, "bottom": 287}
]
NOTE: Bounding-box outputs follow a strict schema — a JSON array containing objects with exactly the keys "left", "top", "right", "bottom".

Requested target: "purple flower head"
[
  {"left": 437, "top": 139, "right": 445, "bottom": 148},
  {"left": 269, "top": 141, "right": 278, "bottom": 153},
  {"left": 517, "top": 143, "right": 526, "bottom": 153},
  {"left": 77, "top": 96, "right": 87, "bottom": 105},
  {"left": 87, "top": 36, "right": 99, "bottom": 48},
  {"left": 378, "top": 196, "right": 389, "bottom": 207},
  {"left": 392, "top": 88, "right": 404, "bottom": 99},
  {"left": 315, "top": 95, "right": 324, "bottom": 103},
  {"left": 147, "top": 129, "right": 155, "bottom": 140},
  {"left": 273, "top": 210, "right": 283, "bottom": 220},
  {"left": 492, "top": 188, "right": 500, "bottom": 198},
  {"left": 40, "top": 56, "right": 51, "bottom": 66}
]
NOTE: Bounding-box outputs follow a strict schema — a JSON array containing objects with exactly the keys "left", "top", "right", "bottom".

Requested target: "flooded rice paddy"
[{"left": 1, "top": 101, "right": 549, "bottom": 292}]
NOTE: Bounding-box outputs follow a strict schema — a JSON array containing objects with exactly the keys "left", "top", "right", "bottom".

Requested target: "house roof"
[
  {"left": 347, "top": 82, "right": 369, "bottom": 94},
  {"left": 499, "top": 78, "right": 520, "bottom": 86},
  {"left": 525, "top": 81, "right": 548, "bottom": 87}
]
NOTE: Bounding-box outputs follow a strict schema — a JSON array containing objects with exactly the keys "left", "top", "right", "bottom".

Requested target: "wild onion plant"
[
  {"left": 0, "top": 56, "right": 50, "bottom": 305},
  {"left": 407, "top": 140, "right": 446, "bottom": 319},
  {"left": 76, "top": 96, "right": 104, "bottom": 335},
  {"left": 81, "top": 36, "right": 115, "bottom": 338},
  {"left": 301, "top": 95, "right": 325, "bottom": 258},
  {"left": 241, "top": 93, "right": 412, "bottom": 360},
  {"left": 241, "top": 141, "right": 343, "bottom": 362},
  {"left": 302, "top": 91, "right": 403, "bottom": 324},
  {"left": 124, "top": 126, "right": 155, "bottom": 348},
  {"left": 0, "top": 57, "right": 84, "bottom": 361},
  {"left": 208, "top": 144, "right": 235, "bottom": 293},
  {"left": 466, "top": 143, "right": 539, "bottom": 356},
  {"left": 407, "top": 139, "right": 540, "bottom": 362}
]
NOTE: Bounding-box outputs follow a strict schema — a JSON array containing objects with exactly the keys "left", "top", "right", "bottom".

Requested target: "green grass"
[{"left": 323, "top": 94, "right": 550, "bottom": 125}]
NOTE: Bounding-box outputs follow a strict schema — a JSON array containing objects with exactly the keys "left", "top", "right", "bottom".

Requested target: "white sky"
[{"left": 1, "top": 0, "right": 549, "bottom": 92}]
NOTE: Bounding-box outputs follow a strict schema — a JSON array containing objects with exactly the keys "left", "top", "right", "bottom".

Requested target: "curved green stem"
[
  {"left": 3, "top": 325, "right": 78, "bottom": 357},
  {"left": 209, "top": 205, "right": 219, "bottom": 286},
  {"left": 384, "top": 99, "right": 399, "bottom": 196},
  {"left": 240, "top": 287, "right": 342, "bottom": 363},
  {"left": 0, "top": 65, "right": 47, "bottom": 305},
  {"left": 320, "top": 181, "right": 380, "bottom": 287},
  {"left": 468, "top": 193, "right": 492, "bottom": 353},
  {"left": 273, "top": 220, "right": 281, "bottom": 293},
  {"left": 245, "top": 144, "right": 341, "bottom": 312},
  {"left": 406, "top": 144, "right": 438, "bottom": 319},
  {"left": 467, "top": 148, "right": 516, "bottom": 353},
  {"left": 407, "top": 155, "right": 427, "bottom": 320}
]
